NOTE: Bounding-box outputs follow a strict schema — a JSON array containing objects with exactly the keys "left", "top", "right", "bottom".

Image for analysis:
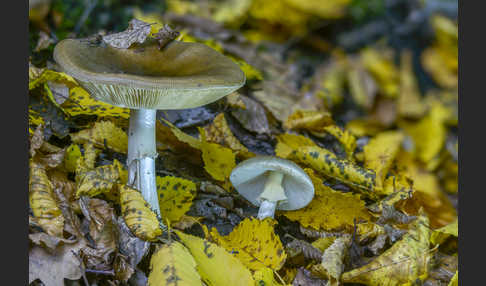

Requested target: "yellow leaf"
[
  {"left": 323, "top": 125, "right": 357, "bottom": 160},
  {"left": 62, "top": 87, "right": 130, "bottom": 118},
  {"left": 148, "top": 241, "right": 203, "bottom": 286},
  {"left": 71, "top": 121, "right": 128, "bottom": 154},
  {"left": 175, "top": 230, "right": 254, "bottom": 286},
  {"left": 283, "top": 169, "right": 370, "bottom": 231},
  {"left": 421, "top": 47, "right": 457, "bottom": 89},
  {"left": 341, "top": 215, "right": 433, "bottom": 286},
  {"left": 448, "top": 271, "right": 458, "bottom": 286},
  {"left": 29, "top": 69, "right": 77, "bottom": 91},
  {"left": 157, "top": 176, "right": 197, "bottom": 223},
  {"left": 205, "top": 113, "right": 252, "bottom": 158},
  {"left": 158, "top": 118, "right": 202, "bottom": 150},
  {"left": 75, "top": 163, "right": 120, "bottom": 198},
  {"left": 64, "top": 144, "right": 81, "bottom": 173},
  {"left": 288, "top": 145, "right": 378, "bottom": 195},
  {"left": 209, "top": 218, "right": 287, "bottom": 270},
  {"left": 430, "top": 219, "right": 458, "bottom": 245},
  {"left": 29, "top": 108, "right": 45, "bottom": 126},
  {"left": 29, "top": 160, "right": 64, "bottom": 237},
  {"left": 312, "top": 235, "right": 352, "bottom": 284},
  {"left": 313, "top": 60, "right": 346, "bottom": 109},
  {"left": 283, "top": 0, "right": 351, "bottom": 19},
  {"left": 283, "top": 110, "right": 333, "bottom": 131},
  {"left": 120, "top": 185, "right": 163, "bottom": 241},
  {"left": 398, "top": 51, "right": 426, "bottom": 118},
  {"left": 347, "top": 60, "right": 377, "bottom": 110},
  {"left": 364, "top": 131, "right": 404, "bottom": 193},
  {"left": 200, "top": 128, "right": 236, "bottom": 182},
  {"left": 361, "top": 48, "right": 399, "bottom": 98},
  {"left": 275, "top": 133, "right": 316, "bottom": 159},
  {"left": 253, "top": 267, "right": 285, "bottom": 286},
  {"left": 400, "top": 101, "right": 449, "bottom": 163}
]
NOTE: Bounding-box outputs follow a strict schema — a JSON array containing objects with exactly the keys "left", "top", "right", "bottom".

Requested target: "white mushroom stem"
[
  {"left": 127, "top": 109, "right": 161, "bottom": 218},
  {"left": 257, "top": 171, "right": 288, "bottom": 219}
]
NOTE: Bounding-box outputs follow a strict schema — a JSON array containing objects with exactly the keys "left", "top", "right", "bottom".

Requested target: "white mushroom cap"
[{"left": 230, "top": 156, "right": 314, "bottom": 211}]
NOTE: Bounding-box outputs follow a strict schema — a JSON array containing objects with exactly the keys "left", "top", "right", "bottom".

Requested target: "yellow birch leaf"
[
  {"left": 398, "top": 51, "right": 426, "bottom": 118},
  {"left": 175, "top": 230, "right": 254, "bottom": 286},
  {"left": 62, "top": 87, "right": 130, "bottom": 118},
  {"left": 200, "top": 128, "right": 236, "bottom": 182},
  {"left": 75, "top": 163, "right": 120, "bottom": 198},
  {"left": 361, "top": 48, "right": 399, "bottom": 98},
  {"left": 29, "top": 69, "right": 78, "bottom": 91},
  {"left": 341, "top": 214, "right": 433, "bottom": 286},
  {"left": 323, "top": 125, "right": 357, "bottom": 160},
  {"left": 119, "top": 185, "right": 163, "bottom": 241},
  {"left": 275, "top": 133, "right": 317, "bottom": 159},
  {"left": 29, "top": 160, "right": 64, "bottom": 237},
  {"left": 148, "top": 241, "right": 203, "bottom": 286},
  {"left": 157, "top": 176, "right": 197, "bottom": 223},
  {"left": 64, "top": 144, "right": 81, "bottom": 173},
  {"left": 364, "top": 131, "right": 404, "bottom": 193},
  {"left": 253, "top": 267, "right": 286, "bottom": 286},
  {"left": 204, "top": 113, "right": 252, "bottom": 158},
  {"left": 448, "top": 271, "right": 458, "bottom": 286},
  {"left": 71, "top": 121, "right": 128, "bottom": 154},
  {"left": 209, "top": 218, "right": 287, "bottom": 270},
  {"left": 430, "top": 219, "right": 458, "bottom": 245},
  {"left": 283, "top": 110, "right": 333, "bottom": 131},
  {"left": 288, "top": 145, "right": 378, "bottom": 195},
  {"left": 283, "top": 169, "right": 370, "bottom": 231}
]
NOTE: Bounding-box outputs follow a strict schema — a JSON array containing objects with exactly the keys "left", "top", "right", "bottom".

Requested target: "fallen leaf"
[
  {"left": 157, "top": 176, "right": 197, "bottom": 223},
  {"left": 204, "top": 113, "right": 252, "bottom": 158},
  {"left": 253, "top": 267, "right": 285, "bottom": 286},
  {"left": 283, "top": 110, "right": 333, "bottom": 131},
  {"left": 103, "top": 18, "right": 153, "bottom": 49},
  {"left": 312, "top": 235, "right": 352, "bottom": 284},
  {"left": 283, "top": 169, "right": 370, "bottom": 231},
  {"left": 176, "top": 230, "right": 254, "bottom": 286},
  {"left": 71, "top": 120, "right": 128, "bottom": 154},
  {"left": 209, "top": 218, "right": 287, "bottom": 270},
  {"left": 120, "top": 185, "right": 163, "bottom": 241},
  {"left": 148, "top": 241, "right": 203, "bottom": 286},
  {"left": 430, "top": 219, "right": 457, "bottom": 245},
  {"left": 200, "top": 128, "right": 236, "bottom": 182},
  {"left": 341, "top": 214, "right": 433, "bottom": 286},
  {"left": 62, "top": 87, "right": 130, "bottom": 118}
]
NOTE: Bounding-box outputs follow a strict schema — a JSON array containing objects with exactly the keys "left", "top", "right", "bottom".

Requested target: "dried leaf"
[
  {"left": 204, "top": 113, "right": 252, "bottom": 158},
  {"left": 230, "top": 94, "right": 271, "bottom": 134},
  {"left": 448, "top": 271, "right": 458, "bottom": 286},
  {"left": 103, "top": 18, "right": 152, "bottom": 49},
  {"left": 398, "top": 51, "right": 426, "bottom": 118},
  {"left": 275, "top": 133, "right": 316, "bottom": 159},
  {"left": 176, "top": 230, "right": 254, "bottom": 286},
  {"left": 341, "top": 214, "right": 433, "bottom": 286},
  {"left": 29, "top": 160, "right": 64, "bottom": 237},
  {"left": 120, "top": 185, "right": 163, "bottom": 241},
  {"left": 361, "top": 48, "right": 399, "bottom": 98},
  {"left": 430, "top": 219, "right": 457, "bottom": 245},
  {"left": 347, "top": 59, "right": 377, "bottom": 110},
  {"left": 153, "top": 24, "right": 180, "bottom": 49},
  {"left": 312, "top": 235, "right": 351, "bottom": 284},
  {"left": 209, "top": 218, "right": 287, "bottom": 270},
  {"left": 71, "top": 120, "right": 128, "bottom": 154},
  {"left": 283, "top": 169, "right": 370, "bottom": 231},
  {"left": 157, "top": 176, "right": 197, "bottom": 223},
  {"left": 148, "top": 241, "right": 203, "bottom": 286},
  {"left": 283, "top": 110, "right": 333, "bottom": 131}
]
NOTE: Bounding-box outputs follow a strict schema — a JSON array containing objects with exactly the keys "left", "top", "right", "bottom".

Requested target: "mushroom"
[
  {"left": 229, "top": 156, "right": 314, "bottom": 219},
  {"left": 54, "top": 38, "right": 245, "bottom": 218}
]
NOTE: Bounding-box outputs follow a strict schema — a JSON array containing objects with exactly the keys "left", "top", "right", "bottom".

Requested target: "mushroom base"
[{"left": 127, "top": 109, "right": 161, "bottom": 218}]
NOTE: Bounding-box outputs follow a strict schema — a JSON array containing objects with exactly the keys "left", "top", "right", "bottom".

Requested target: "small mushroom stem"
[
  {"left": 257, "top": 171, "right": 287, "bottom": 219},
  {"left": 127, "top": 109, "right": 161, "bottom": 218}
]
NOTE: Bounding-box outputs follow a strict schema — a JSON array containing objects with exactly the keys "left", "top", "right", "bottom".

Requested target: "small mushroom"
[
  {"left": 230, "top": 156, "right": 314, "bottom": 219},
  {"left": 54, "top": 38, "right": 245, "bottom": 219}
]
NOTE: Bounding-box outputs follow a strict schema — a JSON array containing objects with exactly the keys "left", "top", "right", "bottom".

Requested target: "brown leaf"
[
  {"left": 231, "top": 94, "right": 271, "bottom": 134},
  {"left": 103, "top": 18, "right": 152, "bottom": 49},
  {"left": 114, "top": 254, "right": 135, "bottom": 282},
  {"left": 153, "top": 24, "right": 180, "bottom": 49},
  {"left": 116, "top": 217, "right": 150, "bottom": 268},
  {"left": 29, "top": 239, "right": 86, "bottom": 286},
  {"left": 29, "top": 232, "right": 77, "bottom": 251}
]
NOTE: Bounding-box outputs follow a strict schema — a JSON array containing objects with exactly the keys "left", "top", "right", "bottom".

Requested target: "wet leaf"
[
  {"left": 176, "top": 230, "right": 254, "bottom": 286},
  {"left": 209, "top": 218, "right": 287, "bottom": 270},
  {"left": 120, "top": 185, "right": 163, "bottom": 241},
  {"left": 103, "top": 18, "right": 153, "bottom": 49},
  {"left": 148, "top": 241, "right": 203, "bottom": 286},
  {"left": 157, "top": 176, "right": 197, "bottom": 223},
  {"left": 283, "top": 169, "right": 370, "bottom": 231}
]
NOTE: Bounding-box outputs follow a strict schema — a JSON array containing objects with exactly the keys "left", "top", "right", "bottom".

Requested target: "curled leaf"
[{"left": 103, "top": 18, "right": 152, "bottom": 49}]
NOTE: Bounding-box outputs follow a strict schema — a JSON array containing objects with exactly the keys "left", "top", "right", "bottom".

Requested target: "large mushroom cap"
[
  {"left": 230, "top": 156, "right": 314, "bottom": 211},
  {"left": 53, "top": 38, "right": 245, "bottom": 110}
]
